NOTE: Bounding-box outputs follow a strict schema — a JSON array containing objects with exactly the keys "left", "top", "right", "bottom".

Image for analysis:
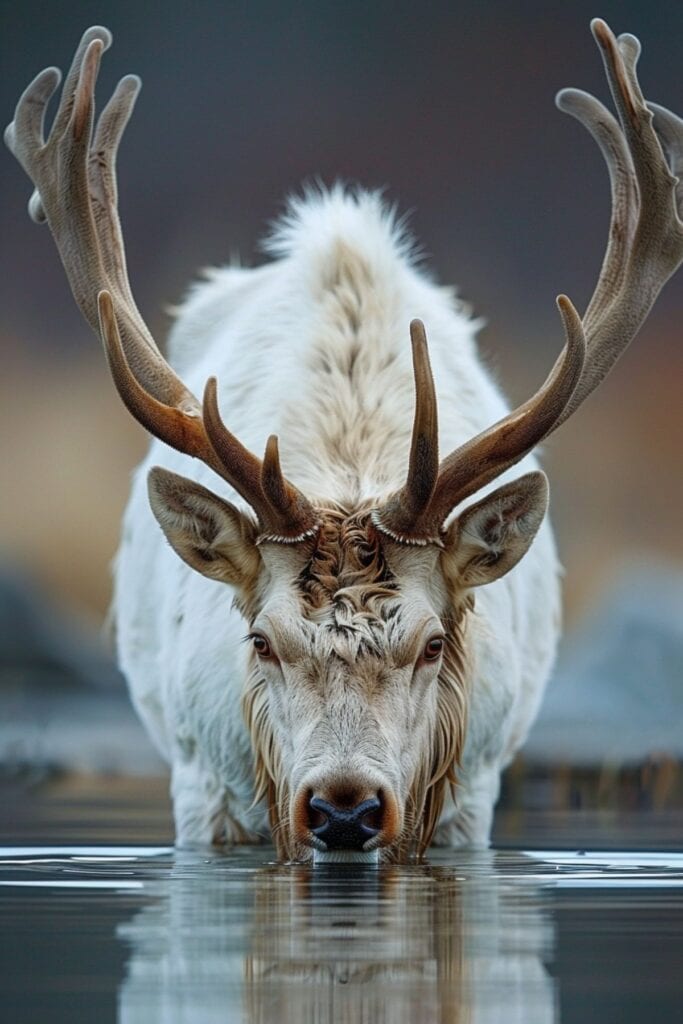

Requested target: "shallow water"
[{"left": 2, "top": 844, "right": 682, "bottom": 1023}]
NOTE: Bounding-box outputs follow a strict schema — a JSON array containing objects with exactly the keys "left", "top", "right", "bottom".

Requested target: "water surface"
[{"left": 2, "top": 844, "right": 682, "bottom": 1023}]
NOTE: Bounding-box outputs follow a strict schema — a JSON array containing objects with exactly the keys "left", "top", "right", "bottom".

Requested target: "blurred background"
[{"left": 1, "top": 0, "right": 682, "bottom": 840}]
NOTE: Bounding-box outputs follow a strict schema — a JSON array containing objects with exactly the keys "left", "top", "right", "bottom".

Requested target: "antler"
[
  {"left": 375, "top": 19, "right": 683, "bottom": 544},
  {"left": 4, "top": 26, "right": 318, "bottom": 544}
]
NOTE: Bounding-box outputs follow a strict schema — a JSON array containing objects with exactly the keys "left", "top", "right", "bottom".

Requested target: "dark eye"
[
  {"left": 252, "top": 634, "right": 272, "bottom": 658},
  {"left": 423, "top": 637, "right": 444, "bottom": 661}
]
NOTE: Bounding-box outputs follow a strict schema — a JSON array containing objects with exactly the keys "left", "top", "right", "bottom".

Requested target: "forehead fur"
[
  {"left": 252, "top": 506, "right": 446, "bottom": 660},
  {"left": 297, "top": 507, "right": 399, "bottom": 631}
]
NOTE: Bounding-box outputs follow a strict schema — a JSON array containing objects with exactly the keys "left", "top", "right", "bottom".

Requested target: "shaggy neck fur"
[{"left": 242, "top": 506, "right": 471, "bottom": 862}]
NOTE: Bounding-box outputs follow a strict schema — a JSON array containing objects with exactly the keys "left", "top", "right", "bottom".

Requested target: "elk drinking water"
[{"left": 6, "top": 20, "right": 683, "bottom": 861}]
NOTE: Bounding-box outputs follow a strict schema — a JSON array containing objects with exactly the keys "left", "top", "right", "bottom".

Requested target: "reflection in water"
[{"left": 118, "top": 851, "right": 556, "bottom": 1023}]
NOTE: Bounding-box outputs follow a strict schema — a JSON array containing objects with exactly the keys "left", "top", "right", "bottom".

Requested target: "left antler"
[
  {"left": 375, "top": 19, "right": 683, "bottom": 545},
  {"left": 4, "top": 26, "right": 319, "bottom": 544}
]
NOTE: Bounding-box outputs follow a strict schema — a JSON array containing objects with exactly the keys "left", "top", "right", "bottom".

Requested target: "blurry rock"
[
  {"left": 0, "top": 564, "right": 165, "bottom": 776},
  {"left": 525, "top": 563, "right": 683, "bottom": 766}
]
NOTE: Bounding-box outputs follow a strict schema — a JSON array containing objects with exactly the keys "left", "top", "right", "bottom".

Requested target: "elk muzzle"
[
  {"left": 293, "top": 779, "right": 401, "bottom": 856},
  {"left": 308, "top": 795, "right": 382, "bottom": 850}
]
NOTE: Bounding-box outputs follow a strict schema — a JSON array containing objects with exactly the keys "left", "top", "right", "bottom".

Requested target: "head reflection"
[{"left": 117, "top": 852, "right": 556, "bottom": 1023}]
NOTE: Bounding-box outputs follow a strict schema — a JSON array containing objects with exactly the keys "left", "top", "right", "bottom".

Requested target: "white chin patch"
[{"left": 313, "top": 848, "right": 380, "bottom": 865}]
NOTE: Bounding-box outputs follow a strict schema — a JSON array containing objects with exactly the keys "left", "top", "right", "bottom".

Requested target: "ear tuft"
[
  {"left": 443, "top": 471, "right": 549, "bottom": 587},
  {"left": 147, "top": 466, "right": 260, "bottom": 586}
]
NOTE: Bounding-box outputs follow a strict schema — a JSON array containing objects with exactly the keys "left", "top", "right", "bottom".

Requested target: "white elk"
[{"left": 6, "top": 20, "right": 683, "bottom": 861}]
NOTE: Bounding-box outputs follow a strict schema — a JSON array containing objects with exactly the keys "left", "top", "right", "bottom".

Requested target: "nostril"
[
  {"left": 307, "top": 796, "right": 330, "bottom": 833},
  {"left": 307, "top": 794, "right": 333, "bottom": 835},
  {"left": 357, "top": 796, "right": 383, "bottom": 838},
  {"left": 360, "top": 799, "right": 383, "bottom": 836},
  {"left": 309, "top": 807, "right": 327, "bottom": 830}
]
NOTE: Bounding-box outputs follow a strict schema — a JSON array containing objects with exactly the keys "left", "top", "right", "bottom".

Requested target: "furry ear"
[
  {"left": 147, "top": 467, "right": 261, "bottom": 586},
  {"left": 442, "top": 471, "right": 549, "bottom": 588}
]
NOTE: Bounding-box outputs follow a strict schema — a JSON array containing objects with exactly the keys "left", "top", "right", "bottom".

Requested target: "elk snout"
[
  {"left": 309, "top": 795, "right": 382, "bottom": 850},
  {"left": 294, "top": 781, "right": 399, "bottom": 852}
]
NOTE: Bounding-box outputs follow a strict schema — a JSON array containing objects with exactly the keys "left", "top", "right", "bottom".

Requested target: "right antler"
[
  {"left": 375, "top": 19, "right": 683, "bottom": 545},
  {"left": 4, "top": 26, "right": 319, "bottom": 544}
]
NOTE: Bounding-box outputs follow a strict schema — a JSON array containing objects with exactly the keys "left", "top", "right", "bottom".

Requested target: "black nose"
[{"left": 309, "top": 796, "right": 382, "bottom": 850}]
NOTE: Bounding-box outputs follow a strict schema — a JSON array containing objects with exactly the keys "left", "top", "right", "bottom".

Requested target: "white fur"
[{"left": 114, "top": 187, "right": 561, "bottom": 845}]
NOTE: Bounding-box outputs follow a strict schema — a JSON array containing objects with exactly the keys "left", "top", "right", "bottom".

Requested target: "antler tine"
[
  {"left": 6, "top": 27, "right": 318, "bottom": 543},
  {"left": 372, "top": 320, "right": 439, "bottom": 543},
  {"left": 203, "top": 384, "right": 319, "bottom": 542},
  {"left": 261, "top": 435, "right": 320, "bottom": 540},
  {"left": 4, "top": 66, "right": 61, "bottom": 176},
  {"left": 262, "top": 435, "right": 297, "bottom": 516},
  {"left": 405, "top": 320, "right": 440, "bottom": 509},
  {"left": 89, "top": 73, "right": 143, "bottom": 314},
  {"left": 555, "top": 88, "right": 637, "bottom": 334}
]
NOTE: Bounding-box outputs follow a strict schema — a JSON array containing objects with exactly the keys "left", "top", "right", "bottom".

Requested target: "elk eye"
[
  {"left": 252, "top": 634, "right": 272, "bottom": 658},
  {"left": 423, "top": 637, "right": 444, "bottom": 661}
]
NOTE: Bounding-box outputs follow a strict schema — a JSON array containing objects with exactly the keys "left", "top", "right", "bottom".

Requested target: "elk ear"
[
  {"left": 147, "top": 467, "right": 261, "bottom": 586},
  {"left": 442, "top": 471, "right": 549, "bottom": 588}
]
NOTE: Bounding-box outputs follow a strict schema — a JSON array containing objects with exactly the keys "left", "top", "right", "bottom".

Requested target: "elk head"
[{"left": 6, "top": 21, "right": 683, "bottom": 860}]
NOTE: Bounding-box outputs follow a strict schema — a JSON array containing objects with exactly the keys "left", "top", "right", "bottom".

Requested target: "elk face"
[
  {"left": 148, "top": 471, "right": 549, "bottom": 862},
  {"left": 245, "top": 518, "right": 455, "bottom": 863}
]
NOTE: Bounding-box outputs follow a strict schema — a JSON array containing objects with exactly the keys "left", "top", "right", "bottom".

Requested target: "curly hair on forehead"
[{"left": 297, "top": 507, "right": 399, "bottom": 621}]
